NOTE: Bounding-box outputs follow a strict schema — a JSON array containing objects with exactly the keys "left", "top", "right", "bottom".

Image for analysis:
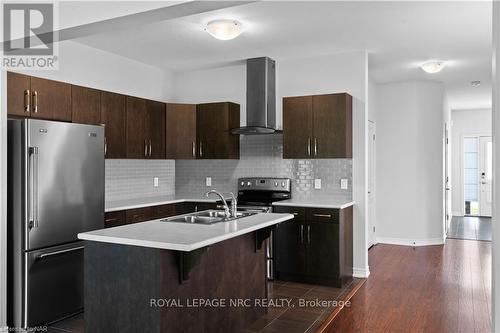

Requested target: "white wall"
[
  {"left": 175, "top": 51, "right": 371, "bottom": 277},
  {"left": 376, "top": 81, "right": 445, "bottom": 245},
  {"left": 15, "top": 40, "right": 175, "bottom": 101},
  {"left": 450, "top": 109, "right": 492, "bottom": 216}
]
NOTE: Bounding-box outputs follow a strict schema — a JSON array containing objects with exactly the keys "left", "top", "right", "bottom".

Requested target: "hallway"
[
  {"left": 325, "top": 239, "right": 491, "bottom": 332},
  {"left": 447, "top": 216, "right": 491, "bottom": 241}
]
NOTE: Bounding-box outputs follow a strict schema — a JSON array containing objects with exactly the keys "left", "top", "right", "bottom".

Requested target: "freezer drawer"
[{"left": 25, "top": 242, "right": 84, "bottom": 327}]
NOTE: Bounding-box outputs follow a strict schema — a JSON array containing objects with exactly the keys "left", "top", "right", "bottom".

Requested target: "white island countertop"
[
  {"left": 272, "top": 197, "right": 354, "bottom": 209},
  {"left": 78, "top": 213, "right": 294, "bottom": 251}
]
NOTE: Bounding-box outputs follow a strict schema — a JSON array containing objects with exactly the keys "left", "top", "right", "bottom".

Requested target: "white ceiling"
[{"left": 73, "top": 1, "right": 492, "bottom": 110}]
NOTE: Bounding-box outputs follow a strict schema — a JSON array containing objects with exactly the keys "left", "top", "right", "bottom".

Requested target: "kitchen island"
[{"left": 78, "top": 212, "right": 293, "bottom": 333}]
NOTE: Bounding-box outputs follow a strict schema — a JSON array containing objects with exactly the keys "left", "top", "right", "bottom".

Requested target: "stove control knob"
[
  {"left": 274, "top": 182, "right": 278, "bottom": 187},
  {"left": 281, "top": 182, "right": 286, "bottom": 188},
  {"left": 240, "top": 181, "right": 245, "bottom": 186},
  {"left": 247, "top": 182, "right": 251, "bottom": 187}
]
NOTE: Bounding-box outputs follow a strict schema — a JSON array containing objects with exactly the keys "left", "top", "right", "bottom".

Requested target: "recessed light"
[
  {"left": 421, "top": 61, "right": 445, "bottom": 74},
  {"left": 471, "top": 80, "right": 481, "bottom": 87},
  {"left": 205, "top": 20, "right": 242, "bottom": 40}
]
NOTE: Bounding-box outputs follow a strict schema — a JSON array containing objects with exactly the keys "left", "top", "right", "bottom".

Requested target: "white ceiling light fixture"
[
  {"left": 421, "top": 61, "right": 445, "bottom": 74},
  {"left": 205, "top": 19, "right": 242, "bottom": 40}
]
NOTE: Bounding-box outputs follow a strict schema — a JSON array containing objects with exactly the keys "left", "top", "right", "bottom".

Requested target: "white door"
[
  {"left": 479, "top": 136, "right": 492, "bottom": 217},
  {"left": 368, "top": 121, "right": 376, "bottom": 247}
]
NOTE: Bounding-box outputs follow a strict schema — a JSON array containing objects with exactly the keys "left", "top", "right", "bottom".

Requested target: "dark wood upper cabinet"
[
  {"left": 283, "top": 96, "right": 313, "bottom": 159},
  {"left": 71, "top": 85, "right": 101, "bottom": 125},
  {"left": 7, "top": 72, "right": 31, "bottom": 117},
  {"left": 166, "top": 103, "right": 197, "bottom": 159},
  {"left": 147, "top": 100, "right": 166, "bottom": 159},
  {"left": 196, "top": 102, "right": 240, "bottom": 159},
  {"left": 126, "top": 97, "right": 166, "bottom": 159},
  {"left": 126, "top": 96, "right": 149, "bottom": 159},
  {"left": 7, "top": 72, "right": 71, "bottom": 121},
  {"left": 30, "top": 76, "right": 72, "bottom": 121},
  {"left": 101, "top": 92, "right": 127, "bottom": 159},
  {"left": 313, "top": 94, "right": 352, "bottom": 158},
  {"left": 283, "top": 93, "right": 352, "bottom": 159}
]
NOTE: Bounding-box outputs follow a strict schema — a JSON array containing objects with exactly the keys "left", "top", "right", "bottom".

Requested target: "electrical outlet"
[
  {"left": 206, "top": 177, "right": 212, "bottom": 187},
  {"left": 340, "top": 178, "right": 349, "bottom": 190},
  {"left": 314, "top": 179, "right": 322, "bottom": 189},
  {"left": 153, "top": 177, "right": 159, "bottom": 187}
]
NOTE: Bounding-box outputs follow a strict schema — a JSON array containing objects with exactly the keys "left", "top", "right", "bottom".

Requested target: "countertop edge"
[
  {"left": 271, "top": 201, "right": 355, "bottom": 209},
  {"left": 78, "top": 214, "right": 294, "bottom": 251},
  {"left": 107, "top": 198, "right": 355, "bottom": 212}
]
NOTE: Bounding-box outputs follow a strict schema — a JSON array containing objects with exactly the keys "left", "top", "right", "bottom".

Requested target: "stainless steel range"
[{"left": 237, "top": 177, "right": 291, "bottom": 279}]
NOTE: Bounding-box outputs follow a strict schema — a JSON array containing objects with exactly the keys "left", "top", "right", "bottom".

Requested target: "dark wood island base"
[{"left": 84, "top": 232, "right": 267, "bottom": 333}]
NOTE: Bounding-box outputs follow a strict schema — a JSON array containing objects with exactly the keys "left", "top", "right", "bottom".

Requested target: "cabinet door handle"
[
  {"left": 314, "top": 138, "right": 318, "bottom": 156},
  {"left": 313, "top": 213, "right": 332, "bottom": 218},
  {"left": 300, "top": 224, "right": 304, "bottom": 244},
  {"left": 307, "top": 138, "right": 311, "bottom": 156},
  {"left": 105, "top": 218, "right": 118, "bottom": 223},
  {"left": 199, "top": 141, "right": 203, "bottom": 157},
  {"left": 24, "top": 89, "right": 30, "bottom": 112},
  {"left": 32, "top": 91, "right": 38, "bottom": 113},
  {"left": 104, "top": 137, "right": 107, "bottom": 156},
  {"left": 307, "top": 225, "right": 311, "bottom": 244},
  {"left": 144, "top": 140, "right": 147, "bottom": 157},
  {"left": 292, "top": 212, "right": 299, "bottom": 216},
  {"left": 192, "top": 141, "right": 196, "bottom": 158},
  {"left": 149, "top": 139, "right": 152, "bottom": 157}
]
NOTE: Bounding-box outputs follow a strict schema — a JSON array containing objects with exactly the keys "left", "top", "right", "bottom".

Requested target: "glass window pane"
[
  {"left": 464, "top": 169, "right": 478, "bottom": 184},
  {"left": 464, "top": 152, "right": 478, "bottom": 169},
  {"left": 464, "top": 138, "right": 478, "bottom": 152},
  {"left": 464, "top": 184, "right": 478, "bottom": 201}
]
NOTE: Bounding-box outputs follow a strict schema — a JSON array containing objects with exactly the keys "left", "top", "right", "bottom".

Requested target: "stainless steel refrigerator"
[{"left": 7, "top": 119, "right": 104, "bottom": 329}]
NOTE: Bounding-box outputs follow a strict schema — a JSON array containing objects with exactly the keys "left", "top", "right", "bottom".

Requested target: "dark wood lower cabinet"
[
  {"left": 104, "top": 211, "right": 126, "bottom": 228},
  {"left": 106, "top": 202, "right": 218, "bottom": 228},
  {"left": 273, "top": 205, "right": 353, "bottom": 287},
  {"left": 125, "top": 207, "right": 153, "bottom": 224}
]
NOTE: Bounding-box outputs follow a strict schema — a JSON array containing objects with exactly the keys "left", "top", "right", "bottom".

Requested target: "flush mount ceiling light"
[
  {"left": 421, "top": 61, "right": 445, "bottom": 74},
  {"left": 471, "top": 80, "right": 481, "bottom": 87},
  {"left": 205, "top": 19, "right": 242, "bottom": 40}
]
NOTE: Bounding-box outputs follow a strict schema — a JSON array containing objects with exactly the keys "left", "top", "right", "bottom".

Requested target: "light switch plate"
[
  {"left": 206, "top": 177, "right": 212, "bottom": 187},
  {"left": 341, "top": 178, "right": 349, "bottom": 190},
  {"left": 153, "top": 177, "right": 159, "bottom": 187},
  {"left": 314, "top": 179, "right": 322, "bottom": 189}
]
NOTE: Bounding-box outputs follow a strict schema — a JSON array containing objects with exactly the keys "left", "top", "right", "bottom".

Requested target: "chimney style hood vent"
[{"left": 231, "top": 57, "right": 281, "bottom": 135}]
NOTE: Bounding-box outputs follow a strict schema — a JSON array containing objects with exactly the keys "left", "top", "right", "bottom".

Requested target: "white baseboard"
[
  {"left": 353, "top": 266, "right": 370, "bottom": 278},
  {"left": 376, "top": 237, "right": 445, "bottom": 247}
]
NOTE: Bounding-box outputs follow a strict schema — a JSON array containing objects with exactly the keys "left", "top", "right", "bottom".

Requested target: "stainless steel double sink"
[{"left": 162, "top": 210, "right": 258, "bottom": 225}]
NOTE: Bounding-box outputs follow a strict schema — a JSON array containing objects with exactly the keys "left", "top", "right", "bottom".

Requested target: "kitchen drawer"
[
  {"left": 272, "top": 206, "right": 306, "bottom": 222},
  {"left": 126, "top": 207, "right": 153, "bottom": 224},
  {"left": 104, "top": 211, "right": 126, "bottom": 228},
  {"left": 151, "top": 204, "right": 176, "bottom": 219},
  {"left": 306, "top": 208, "right": 339, "bottom": 223}
]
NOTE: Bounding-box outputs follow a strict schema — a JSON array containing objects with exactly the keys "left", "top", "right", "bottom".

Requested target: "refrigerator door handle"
[
  {"left": 37, "top": 246, "right": 84, "bottom": 259},
  {"left": 28, "top": 146, "right": 39, "bottom": 228}
]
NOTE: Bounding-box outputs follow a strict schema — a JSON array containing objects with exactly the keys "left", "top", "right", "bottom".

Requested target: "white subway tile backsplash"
[
  {"left": 105, "top": 159, "right": 175, "bottom": 201},
  {"left": 106, "top": 135, "right": 352, "bottom": 202},
  {"left": 175, "top": 135, "right": 352, "bottom": 199}
]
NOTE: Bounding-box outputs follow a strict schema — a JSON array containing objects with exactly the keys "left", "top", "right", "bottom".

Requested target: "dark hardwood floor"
[
  {"left": 324, "top": 239, "right": 491, "bottom": 333},
  {"left": 448, "top": 216, "right": 492, "bottom": 241}
]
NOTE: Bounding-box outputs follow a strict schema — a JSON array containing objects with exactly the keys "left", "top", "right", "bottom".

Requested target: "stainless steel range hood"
[{"left": 231, "top": 57, "right": 281, "bottom": 135}]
